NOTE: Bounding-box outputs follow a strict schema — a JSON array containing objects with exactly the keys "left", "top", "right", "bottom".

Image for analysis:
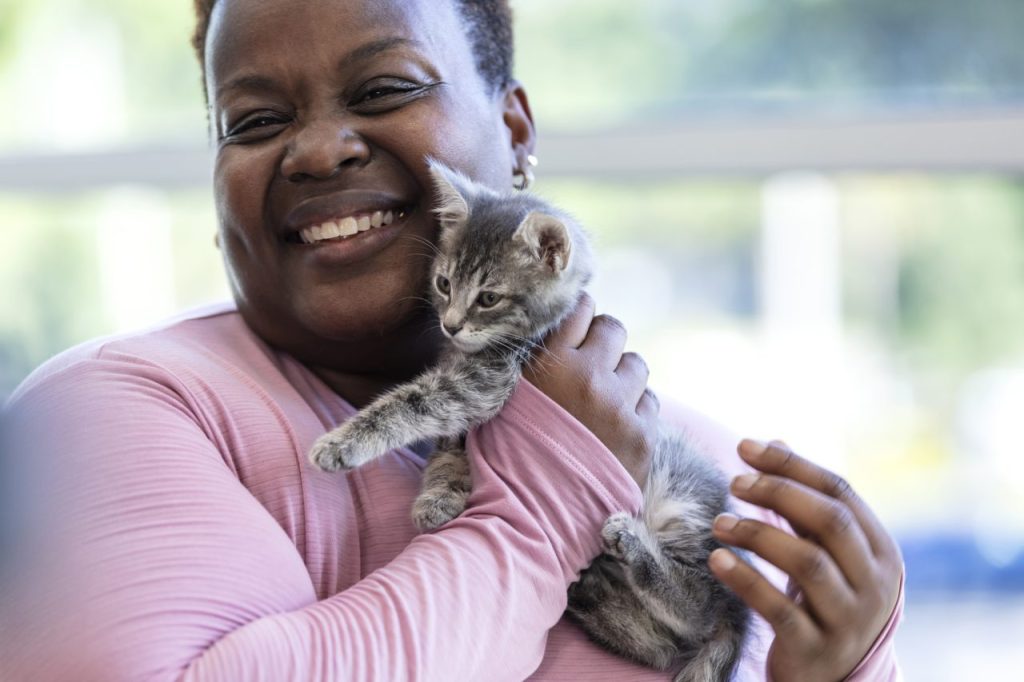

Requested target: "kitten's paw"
[
  {"left": 412, "top": 489, "right": 469, "bottom": 531},
  {"left": 601, "top": 512, "right": 640, "bottom": 561},
  {"left": 308, "top": 430, "right": 381, "bottom": 472},
  {"left": 308, "top": 433, "right": 353, "bottom": 472}
]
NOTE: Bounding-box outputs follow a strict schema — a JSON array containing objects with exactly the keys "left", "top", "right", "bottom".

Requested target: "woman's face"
[{"left": 205, "top": 0, "right": 534, "bottom": 370}]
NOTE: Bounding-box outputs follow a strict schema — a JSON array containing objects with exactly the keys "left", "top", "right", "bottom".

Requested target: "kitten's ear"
[
  {"left": 515, "top": 212, "right": 572, "bottom": 273},
  {"left": 427, "top": 158, "right": 471, "bottom": 229}
]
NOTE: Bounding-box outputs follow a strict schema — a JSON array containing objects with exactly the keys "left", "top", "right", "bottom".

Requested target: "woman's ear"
[{"left": 502, "top": 80, "right": 537, "bottom": 178}]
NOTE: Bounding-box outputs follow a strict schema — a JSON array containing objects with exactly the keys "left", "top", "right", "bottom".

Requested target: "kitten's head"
[{"left": 426, "top": 159, "right": 593, "bottom": 354}]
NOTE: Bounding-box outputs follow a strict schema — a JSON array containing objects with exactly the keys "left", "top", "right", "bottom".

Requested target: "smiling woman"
[
  {"left": 0, "top": 1, "right": 905, "bottom": 681},
  {"left": 202, "top": 0, "right": 536, "bottom": 405}
]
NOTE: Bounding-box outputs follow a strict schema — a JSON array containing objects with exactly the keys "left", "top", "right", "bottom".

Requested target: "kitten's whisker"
[
  {"left": 526, "top": 337, "right": 568, "bottom": 370},
  {"left": 494, "top": 332, "right": 566, "bottom": 370},
  {"left": 403, "top": 234, "right": 443, "bottom": 258},
  {"left": 396, "top": 295, "right": 434, "bottom": 307}
]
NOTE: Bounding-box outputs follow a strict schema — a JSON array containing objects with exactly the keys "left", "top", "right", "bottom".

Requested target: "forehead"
[{"left": 206, "top": 0, "right": 475, "bottom": 94}]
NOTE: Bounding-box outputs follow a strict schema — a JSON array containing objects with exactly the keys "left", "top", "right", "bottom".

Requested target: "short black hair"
[{"left": 191, "top": 0, "right": 514, "bottom": 94}]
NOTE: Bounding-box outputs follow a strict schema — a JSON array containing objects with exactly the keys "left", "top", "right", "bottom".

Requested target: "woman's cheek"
[{"left": 214, "top": 146, "right": 277, "bottom": 235}]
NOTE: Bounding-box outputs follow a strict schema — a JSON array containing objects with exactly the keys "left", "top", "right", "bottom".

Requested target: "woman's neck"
[
  {"left": 306, "top": 323, "right": 444, "bottom": 409},
  {"left": 309, "top": 365, "right": 414, "bottom": 409}
]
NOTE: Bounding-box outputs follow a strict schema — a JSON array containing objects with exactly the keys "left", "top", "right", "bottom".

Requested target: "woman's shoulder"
[{"left": 8, "top": 301, "right": 256, "bottom": 405}]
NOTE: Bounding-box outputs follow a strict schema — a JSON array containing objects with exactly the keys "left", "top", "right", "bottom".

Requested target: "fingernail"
[
  {"left": 733, "top": 473, "right": 758, "bottom": 492},
  {"left": 710, "top": 548, "right": 736, "bottom": 571},
  {"left": 714, "top": 513, "right": 739, "bottom": 532},
  {"left": 739, "top": 439, "right": 768, "bottom": 459}
]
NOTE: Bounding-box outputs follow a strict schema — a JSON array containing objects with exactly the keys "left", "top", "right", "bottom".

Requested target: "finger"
[
  {"left": 713, "top": 513, "right": 855, "bottom": 628},
  {"left": 580, "top": 314, "right": 628, "bottom": 368},
  {"left": 709, "top": 548, "right": 821, "bottom": 645},
  {"left": 738, "top": 439, "right": 896, "bottom": 559},
  {"left": 614, "top": 352, "right": 649, "bottom": 403},
  {"left": 729, "top": 472, "right": 876, "bottom": 590},
  {"left": 636, "top": 387, "right": 660, "bottom": 418},
  {"left": 545, "top": 293, "right": 595, "bottom": 350}
]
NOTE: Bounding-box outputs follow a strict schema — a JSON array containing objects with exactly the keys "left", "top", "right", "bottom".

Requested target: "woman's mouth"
[{"left": 285, "top": 207, "right": 411, "bottom": 245}]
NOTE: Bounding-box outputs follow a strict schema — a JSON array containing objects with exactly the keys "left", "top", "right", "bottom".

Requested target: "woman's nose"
[{"left": 280, "top": 119, "right": 370, "bottom": 182}]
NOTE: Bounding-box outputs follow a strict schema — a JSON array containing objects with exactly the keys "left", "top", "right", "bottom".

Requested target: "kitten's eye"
[
  {"left": 435, "top": 275, "right": 451, "bottom": 295},
  {"left": 477, "top": 291, "right": 501, "bottom": 308}
]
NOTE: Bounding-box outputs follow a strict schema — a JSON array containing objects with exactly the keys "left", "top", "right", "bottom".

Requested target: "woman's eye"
[
  {"left": 357, "top": 85, "right": 413, "bottom": 103},
  {"left": 225, "top": 114, "right": 288, "bottom": 140},
  {"left": 436, "top": 275, "right": 451, "bottom": 295},
  {"left": 351, "top": 79, "right": 439, "bottom": 113},
  {"left": 477, "top": 292, "right": 501, "bottom": 308}
]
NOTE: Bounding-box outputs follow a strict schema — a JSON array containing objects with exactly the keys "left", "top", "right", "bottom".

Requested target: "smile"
[{"left": 291, "top": 208, "right": 409, "bottom": 245}]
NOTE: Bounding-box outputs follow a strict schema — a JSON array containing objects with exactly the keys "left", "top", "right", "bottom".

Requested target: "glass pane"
[
  {"left": 0, "top": 187, "right": 225, "bottom": 391},
  {"left": 515, "top": 0, "right": 1024, "bottom": 129},
  {"left": 0, "top": 0, "right": 207, "bottom": 153}
]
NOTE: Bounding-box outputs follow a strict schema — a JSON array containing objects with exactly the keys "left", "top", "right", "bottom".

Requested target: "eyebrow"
[
  {"left": 217, "top": 37, "right": 422, "bottom": 99},
  {"left": 344, "top": 36, "right": 420, "bottom": 66}
]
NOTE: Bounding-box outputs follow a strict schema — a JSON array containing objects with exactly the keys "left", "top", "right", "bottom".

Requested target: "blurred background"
[{"left": 1, "top": 0, "right": 1022, "bottom": 677}]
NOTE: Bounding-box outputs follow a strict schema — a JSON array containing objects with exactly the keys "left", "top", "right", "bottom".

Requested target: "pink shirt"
[{"left": 2, "top": 303, "right": 902, "bottom": 681}]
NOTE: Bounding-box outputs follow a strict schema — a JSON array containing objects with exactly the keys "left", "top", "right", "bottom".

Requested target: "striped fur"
[{"left": 308, "top": 161, "right": 749, "bottom": 680}]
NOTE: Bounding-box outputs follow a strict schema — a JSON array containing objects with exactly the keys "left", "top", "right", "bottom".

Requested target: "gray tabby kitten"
[{"left": 309, "top": 161, "right": 749, "bottom": 681}]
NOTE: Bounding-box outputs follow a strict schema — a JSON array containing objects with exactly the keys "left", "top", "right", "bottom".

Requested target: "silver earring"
[{"left": 513, "top": 154, "right": 539, "bottom": 191}]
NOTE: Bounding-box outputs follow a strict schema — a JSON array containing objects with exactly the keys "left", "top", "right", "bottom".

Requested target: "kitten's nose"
[{"left": 443, "top": 323, "right": 463, "bottom": 337}]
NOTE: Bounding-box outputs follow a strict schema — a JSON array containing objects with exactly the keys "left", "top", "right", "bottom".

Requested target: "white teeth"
[
  {"left": 338, "top": 216, "right": 358, "bottom": 236},
  {"left": 297, "top": 208, "right": 405, "bottom": 244},
  {"left": 321, "top": 221, "right": 341, "bottom": 239}
]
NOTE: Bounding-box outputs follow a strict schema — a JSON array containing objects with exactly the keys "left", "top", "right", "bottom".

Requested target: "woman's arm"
[{"left": 2, "top": 323, "right": 645, "bottom": 682}]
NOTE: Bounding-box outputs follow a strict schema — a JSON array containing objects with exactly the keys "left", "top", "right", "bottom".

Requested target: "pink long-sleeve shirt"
[{"left": 1, "top": 303, "right": 902, "bottom": 681}]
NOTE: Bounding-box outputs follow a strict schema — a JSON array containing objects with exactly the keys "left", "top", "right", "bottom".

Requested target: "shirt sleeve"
[
  {"left": 843, "top": 571, "right": 905, "bottom": 681},
  {"left": 1, "top": 359, "right": 642, "bottom": 682}
]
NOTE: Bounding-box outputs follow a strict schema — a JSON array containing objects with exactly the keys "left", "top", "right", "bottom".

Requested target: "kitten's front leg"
[
  {"left": 412, "top": 442, "right": 471, "bottom": 531},
  {"left": 308, "top": 405, "right": 399, "bottom": 472}
]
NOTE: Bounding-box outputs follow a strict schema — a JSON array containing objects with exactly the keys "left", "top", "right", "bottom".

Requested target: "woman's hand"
[
  {"left": 523, "top": 294, "right": 657, "bottom": 488},
  {"left": 709, "top": 439, "right": 903, "bottom": 682}
]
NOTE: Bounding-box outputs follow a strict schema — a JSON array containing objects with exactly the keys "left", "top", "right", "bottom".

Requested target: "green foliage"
[
  {"left": 0, "top": 189, "right": 226, "bottom": 397},
  {"left": 688, "top": 0, "right": 1024, "bottom": 104},
  {"left": 514, "top": 0, "right": 1024, "bottom": 127},
  {"left": 895, "top": 178, "right": 1024, "bottom": 371},
  {"left": 0, "top": 196, "right": 102, "bottom": 395},
  {"left": 0, "top": 0, "right": 30, "bottom": 65}
]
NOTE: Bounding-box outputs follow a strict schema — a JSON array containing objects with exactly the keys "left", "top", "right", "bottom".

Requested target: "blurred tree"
[
  {"left": 897, "top": 178, "right": 1024, "bottom": 372},
  {"left": 515, "top": 0, "right": 1024, "bottom": 125},
  {"left": 686, "top": 0, "right": 1024, "bottom": 109}
]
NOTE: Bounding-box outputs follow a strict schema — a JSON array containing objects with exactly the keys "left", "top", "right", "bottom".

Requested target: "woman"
[{"left": 2, "top": 0, "right": 903, "bottom": 679}]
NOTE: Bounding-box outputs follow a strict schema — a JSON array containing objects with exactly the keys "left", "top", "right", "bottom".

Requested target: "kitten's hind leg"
[
  {"left": 567, "top": 555, "right": 681, "bottom": 670},
  {"left": 603, "top": 513, "right": 745, "bottom": 682},
  {"left": 412, "top": 439, "right": 471, "bottom": 531},
  {"left": 601, "top": 513, "right": 694, "bottom": 635}
]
